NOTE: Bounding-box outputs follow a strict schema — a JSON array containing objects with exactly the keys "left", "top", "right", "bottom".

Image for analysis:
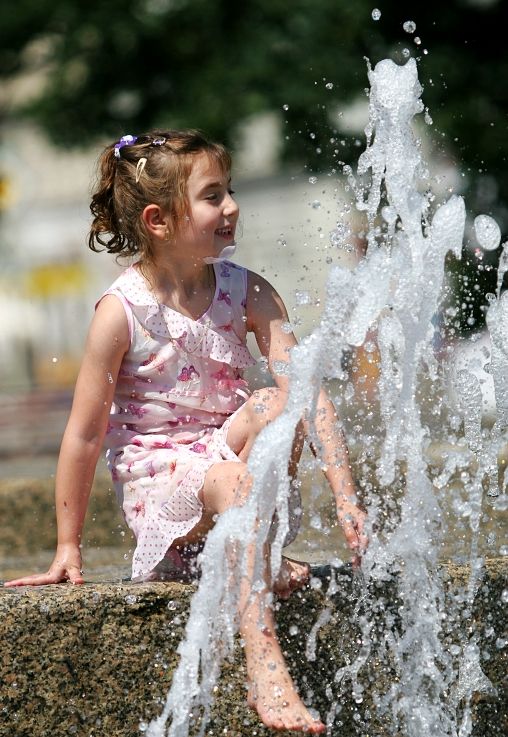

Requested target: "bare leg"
[
  {"left": 226, "top": 388, "right": 310, "bottom": 601},
  {"left": 241, "top": 546, "right": 324, "bottom": 732},
  {"left": 200, "top": 461, "right": 325, "bottom": 733}
]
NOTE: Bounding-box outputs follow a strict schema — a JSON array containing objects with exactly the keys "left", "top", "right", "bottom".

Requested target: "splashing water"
[{"left": 147, "top": 57, "right": 501, "bottom": 737}]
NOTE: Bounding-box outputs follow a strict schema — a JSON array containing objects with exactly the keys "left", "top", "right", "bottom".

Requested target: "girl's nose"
[{"left": 223, "top": 192, "right": 239, "bottom": 217}]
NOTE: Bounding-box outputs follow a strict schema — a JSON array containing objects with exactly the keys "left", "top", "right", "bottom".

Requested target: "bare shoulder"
[
  {"left": 246, "top": 270, "right": 283, "bottom": 304},
  {"left": 246, "top": 269, "right": 276, "bottom": 292},
  {"left": 245, "top": 270, "right": 288, "bottom": 330}
]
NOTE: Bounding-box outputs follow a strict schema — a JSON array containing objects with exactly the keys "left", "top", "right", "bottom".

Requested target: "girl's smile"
[{"left": 215, "top": 226, "right": 234, "bottom": 240}]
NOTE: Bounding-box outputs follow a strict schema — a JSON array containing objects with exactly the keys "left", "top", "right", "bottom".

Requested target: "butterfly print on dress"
[{"left": 177, "top": 365, "right": 200, "bottom": 382}]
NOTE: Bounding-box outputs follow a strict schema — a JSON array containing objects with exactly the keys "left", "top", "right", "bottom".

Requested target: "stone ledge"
[{"left": 1, "top": 559, "right": 506, "bottom": 737}]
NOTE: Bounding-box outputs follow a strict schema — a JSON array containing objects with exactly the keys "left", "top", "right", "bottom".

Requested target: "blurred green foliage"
[
  {"left": 1, "top": 0, "right": 506, "bottom": 334},
  {"left": 1, "top": 2, "right": 506, "bottom": 185}
]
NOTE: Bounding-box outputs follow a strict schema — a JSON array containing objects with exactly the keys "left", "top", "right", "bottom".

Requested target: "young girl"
[{"left": 5, "top": 130, "right": 367, "bottom": 733}]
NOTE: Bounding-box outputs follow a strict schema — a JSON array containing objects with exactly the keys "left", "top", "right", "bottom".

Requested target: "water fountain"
[{"left": 145, "top": 57, "right": 506, "bottom": 737}]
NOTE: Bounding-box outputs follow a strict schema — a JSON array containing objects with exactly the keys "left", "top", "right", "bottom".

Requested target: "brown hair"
[{"left": 88, "top": 129, "right": 232, "bottom": 264}]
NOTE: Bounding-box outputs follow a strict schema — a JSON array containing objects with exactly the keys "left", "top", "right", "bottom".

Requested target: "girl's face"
[{"left": 176, "top": 152, "right": 239, "bottom": 260}]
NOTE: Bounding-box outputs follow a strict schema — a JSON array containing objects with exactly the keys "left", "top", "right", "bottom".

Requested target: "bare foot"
[
  {"left": 247, "top": 663, "right": 325, "bottom": 732},
  {"left": 273, "top": 557, "right": 310, "bottom": 600},
  {"left": 246, "top": 630, "right": 325, "bottom": 733}
]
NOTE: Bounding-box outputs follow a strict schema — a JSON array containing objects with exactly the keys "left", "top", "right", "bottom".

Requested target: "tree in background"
[{"left": 1, "top": 0, "right": 506, "bottom": 333}]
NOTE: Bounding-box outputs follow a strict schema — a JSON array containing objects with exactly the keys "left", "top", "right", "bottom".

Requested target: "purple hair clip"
[{"left": 114, "top": 134, "right": 138, "bottom": 158}]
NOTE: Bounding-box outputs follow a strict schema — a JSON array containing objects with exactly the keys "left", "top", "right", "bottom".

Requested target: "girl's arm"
[
  {"left": 246, "top": 272, "right": 367, "bottom": 563},
  {"left": 4, "top": 295, "right": 130, "bottom": 586}
]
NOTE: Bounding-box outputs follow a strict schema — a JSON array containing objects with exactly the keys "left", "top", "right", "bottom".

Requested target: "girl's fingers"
[
  {"left": 4, "top": 573, "right": 57, "bottom": 586},
  {"left": 338, "top": 506, "right": 368, "bottom": 553},
  {"left": 341, "top": 520, "right": 360, "bottom": 551},
  {"left": 4, "top": 567, "right": 84, "bottom": 587}
]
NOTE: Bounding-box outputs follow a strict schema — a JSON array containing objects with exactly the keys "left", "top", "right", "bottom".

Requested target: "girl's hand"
[
  {"left": 3, "top": 543, "right": 84, "bottom": 586},
  {"left": 336, "top": 500, "right": 368, "bottom": 569}
]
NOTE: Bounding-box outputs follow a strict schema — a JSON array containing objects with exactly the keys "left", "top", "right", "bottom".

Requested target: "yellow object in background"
[
  {"left": 25, "top": 261, "right": 89, "bottom": 298},
  {"left": 0, "top": 173, "right": 13, "bottom": 210},
  {"left": 36, "top": 354, "right": 81, "bottom": 388}
]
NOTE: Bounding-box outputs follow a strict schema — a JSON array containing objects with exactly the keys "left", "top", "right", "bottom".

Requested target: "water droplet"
[
  {"left": 329, "top": 223, "right": 352, "bottom": 250},
  {"left": 308, "top": 176, "right": 318, "bottom": 184},
  {"left": 295, "top": 290, "right": 312, "bottom": 306},
  {"left": 403, "top": 20, "right": 416, "bottom": 34},
  {"left": 281, "top": 321, "right": 293, "bottom": 334},
  {"left": 381, "top": 206, "right": 397, "bottom": 224},
  {"left": 107, "top": 372, "right": 114, "bottom": 384},
  {"left": 124, "top": 594, "right": 137, "bottom": 605},
  {"left": 52, "top": 356, "right": 58, "bottom": 363},
  {"left": 371, "top": 8, "right": 381, "bottom": 21},
  {"left": 474, "top": 214, "right": 501, "bottom": 251},
  {"left": 253, "top": 284, "right": 260, "bottom": 292},
  {"left": 139, "top": 721, "right": 148, "bottom": 733},
  {"left": 402, "top": 48, "right": 411, "bottom": 58},
  {"left": 289, "top": 625, "right": 299, "bottom": 636},
  {"left": 501, "top": 589, "right": 508, "bottom": 603},
  {"left": 282, "top": 104, "right": 289, "bottom": 111},
  {"left": 258, "top": 356, "right": 269, "bottom": 372},
  {"left": 424, "top": 111, "right": 433, "bottom": 125},
  {"left": 325, "top": 82, "right": 334, "bottom": 90},
  {"left": 414, "top": 36, "right": 422, "bottom": 45},
  {"left": 273, "top": 360, "right": 289, "bottom": 376},
  {"left": 311, "top": 200, "right": 321, "bottom": 209},
  {"left": 310, "top": 514, "right": 322, "bottom": 530}
]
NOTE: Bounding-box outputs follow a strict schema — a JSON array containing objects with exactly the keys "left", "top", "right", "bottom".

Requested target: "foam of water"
[{"left": 146, "top": 57, "right": 499, "bottom": 737}]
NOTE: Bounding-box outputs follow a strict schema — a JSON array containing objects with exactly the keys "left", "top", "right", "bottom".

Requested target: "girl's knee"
[
  {"left": 202, "top": 460, "right": 252, "bottom": 514},
  {"left": 225, "top": 388, "right": 288, "bottom": 459},
  {"left": 248, "top": 387, "right": 287, "bottom": 427}
]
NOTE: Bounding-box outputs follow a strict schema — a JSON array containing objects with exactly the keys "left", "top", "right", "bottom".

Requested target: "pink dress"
[{"left": 101, "top": 261, "right": 256, "bottom": 579}]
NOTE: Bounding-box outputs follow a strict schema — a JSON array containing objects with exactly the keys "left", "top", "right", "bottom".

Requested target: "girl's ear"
[{"left": 142, "top": 204, "right": 170, "bottom": 241}]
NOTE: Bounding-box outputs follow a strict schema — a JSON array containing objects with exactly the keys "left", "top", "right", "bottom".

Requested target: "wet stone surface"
[{"left": 0, "top": 559, "right": 506, "bottom": 737}]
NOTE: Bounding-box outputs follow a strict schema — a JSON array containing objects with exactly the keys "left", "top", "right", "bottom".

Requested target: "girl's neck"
[{"left": 139, "top": 257, "right": 216, "bottom": 318}]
